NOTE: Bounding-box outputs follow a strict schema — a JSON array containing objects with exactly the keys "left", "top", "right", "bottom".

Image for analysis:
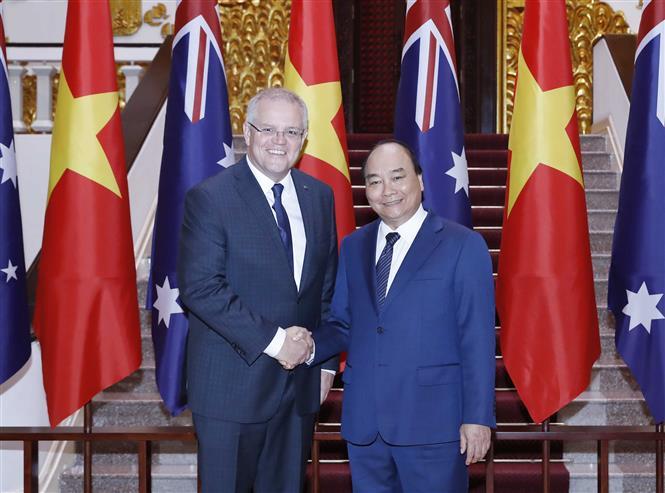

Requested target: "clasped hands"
[{"left": 276, "top": 326, "right": 313, "bottom": 370}]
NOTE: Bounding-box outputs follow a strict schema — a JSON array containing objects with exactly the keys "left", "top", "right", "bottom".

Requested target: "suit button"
[{"left": 377, "top": 326, "right": 384, "bottom": 334}]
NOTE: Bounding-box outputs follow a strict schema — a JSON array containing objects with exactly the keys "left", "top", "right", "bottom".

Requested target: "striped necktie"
[
  {"left": 376, "top": 232, "right": 400, "bottom": 311},
  {"left": 271, "top": 183, "right": 293, "bottom": 273}
]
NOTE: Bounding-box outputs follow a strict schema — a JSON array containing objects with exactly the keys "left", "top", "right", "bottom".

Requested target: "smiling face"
[
  {"left": 364, "top": 142, "right": 424, "bottom": 229},
  {"left": 243, "top": 97, "right": 307, "bottom": 182}
]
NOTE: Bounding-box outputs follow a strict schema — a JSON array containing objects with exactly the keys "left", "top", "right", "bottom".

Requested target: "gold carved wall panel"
[
  {"left": 218, "top": 0, "right": 291, "bottom": 133},
  {"left": 111, "top": 0, "right": 143, "bottom": 36},
  {"left": 498, "top": 0, "right": 630, "bottom": 134}
]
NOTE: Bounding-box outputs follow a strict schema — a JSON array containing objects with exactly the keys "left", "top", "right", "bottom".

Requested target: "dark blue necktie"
[
  {"left": 271, "top": 183, "right": 294, "bottom": 273},
  {"left": 376, "top": 232, "right": 400, "bottom": 311}
]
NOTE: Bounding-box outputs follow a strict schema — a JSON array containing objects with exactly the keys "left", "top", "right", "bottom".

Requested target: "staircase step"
[
  {"left": 566, "top": 440, "right": 664, "bottom": 466},
  {"left": 476, "top": 229, "right": 613, "bottom": 252},
  {"left": 60, "top": 463, "right": 197, "bottom": 493},
  {"left": 589, "top": 231, "right": 614, "bottom": 253},
  {"left": 91, "top": 392, "right": 192, "bottom": 427},
  {"left": 567, "top": 460, "right": 665, "bottom": 492},
  {"left": 584, "top": 170, "right": 619, "bottom": 190},
  {"left": 588, "top": 210, "right": 617, "bottom": 232},
  {"left": 582, "top": 152, "right": 614, "bottom": 171},
  {"left": 353, "top": 206, "right": 377, "bottom": 227},
  {"left": 579, "top": 134, "right": 608, "bottom": 153},
  {"left": 472, "top": 206, "right": 504, "bottom": 227},
  {"left": 596, "top": 279, "right": 608, "bottom": 306},
  {"left": 593, "top": 253, "right": 611, "bottom": 279},
  {"left": 469, "top": 462, "right": 570, "bottom": 493},
  {"left": 586, "top": 190, "right": 619, "bottom": 209},
  {"left": 107, "top": 367, "right": 158, "bottom": 393},
  {"left": 559, "top": 389, "right": 652, "bottom": 426},
  {"left": 467, "top": 149, "right": 509, "bottom": 167},
  {"left": 469, "top": 186, "right": 505, "bottom": 206}
]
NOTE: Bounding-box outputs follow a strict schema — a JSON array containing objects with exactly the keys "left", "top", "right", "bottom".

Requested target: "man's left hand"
[
  {"left": 320, "top": 372, "right": 334, "bottom": 404},
  {"left": 459, "top": 424, "right": 491, "bottom": 465}
]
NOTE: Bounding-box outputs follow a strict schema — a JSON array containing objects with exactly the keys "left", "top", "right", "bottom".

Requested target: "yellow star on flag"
[
  {"left": 506, "top": 50, "right": 583, "bottom": 216},
  {"left": 48, "top": 72, "right": 121, "bottom": 201},
  {"left": 284, "top": 54, "right": 349, "bottom": 180}
]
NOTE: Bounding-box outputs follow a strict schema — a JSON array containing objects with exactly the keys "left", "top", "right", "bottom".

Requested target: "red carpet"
[{"left": 311, "top": 133, "right": 569, "bottom": 492}]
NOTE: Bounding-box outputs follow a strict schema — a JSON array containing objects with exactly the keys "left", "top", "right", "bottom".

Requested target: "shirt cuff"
[
  {"left": 263, "top": 327, "right": 286, "bottom": 358},
  {"left": 305, "top": 340, "right": 316, "bottom": 366},
  {"left": 321, "top": 369, "right": 336, "bottom": 375}
]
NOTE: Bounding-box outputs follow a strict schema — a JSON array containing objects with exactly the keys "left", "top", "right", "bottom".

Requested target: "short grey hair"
[{"left": 245, "top": 87, "right": 309, "bottom": 131}]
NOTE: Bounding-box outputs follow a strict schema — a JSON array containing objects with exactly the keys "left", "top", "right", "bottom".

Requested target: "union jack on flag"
[
  {"left": 147, "top": 0, "right": 234, "bottom": 415},
  {"left": 394, "top": 0, "right": 471, "bottom": 226},
  {"left": 609, "top": 0, "right": 665, "bottom": 423}
]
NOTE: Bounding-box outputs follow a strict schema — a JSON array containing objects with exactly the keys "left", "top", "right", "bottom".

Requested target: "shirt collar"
[
  {"left": 246, "top": 156, "right": 294, "bottom": 196},
  {"left": 378, "top": 204, "right": 428, "bottom": 242}
]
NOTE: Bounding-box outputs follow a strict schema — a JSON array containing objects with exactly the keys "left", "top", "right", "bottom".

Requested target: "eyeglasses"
[{"left": 247, "top": 122, "right": 306, "bottom": 140}]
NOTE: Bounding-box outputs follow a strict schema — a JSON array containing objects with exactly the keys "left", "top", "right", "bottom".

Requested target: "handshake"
[{"left": 276, "top": 326, "right": 313, "bottom": 370}]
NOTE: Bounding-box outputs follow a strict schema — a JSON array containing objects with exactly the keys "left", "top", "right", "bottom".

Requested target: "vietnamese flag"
[
  {"left": 284, "top": 0, "right": 355, "bottom": 244},
  {"left": 495, "top": 0, "right": 600, "bottom": 423},
  {"left": 33, "top": 0, "right": 141, "bottom": 427}
]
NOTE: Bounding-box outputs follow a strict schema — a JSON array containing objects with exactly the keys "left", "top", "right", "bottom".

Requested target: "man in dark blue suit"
[
  {"left": 310, "top": 140, "right": 496, "bottom": 492},
  {"left": 178, "top": 88, "right": 338, "bottom": 492}
]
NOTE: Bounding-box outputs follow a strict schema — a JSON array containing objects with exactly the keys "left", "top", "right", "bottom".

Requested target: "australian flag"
[
  {"left": 0, "top": 4, "right": 31, "bottom": 385},
  {"left": 608, "top": 0, "right": 665, "bottom": 423},
  {"left": 394, "top": 0, "right": 471, "bottom": 226},
  {"left": 147, "top": 0, "right": 234, "bottom": 415}
]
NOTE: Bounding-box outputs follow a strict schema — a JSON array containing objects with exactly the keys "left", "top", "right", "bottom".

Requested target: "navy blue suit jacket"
[
  {"left": 178, "top": 158, "right": 338, "bottom": 423},
  {"left": 313, "top": 213, "right": 496, "bottom": 445}
]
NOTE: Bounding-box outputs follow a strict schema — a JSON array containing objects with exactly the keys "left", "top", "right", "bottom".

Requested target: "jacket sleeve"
[
  {"left": 453, "top": 231, "right": 497, "bottom": 428},
  {"left": 319, "top": 189, "right": 340, "bottom": 372},
  {"left": 313, "top": 237, "right": 352, "bottom": 366},
  {"left": 177, "top": 185, "right": 278, "bottom": 365}
]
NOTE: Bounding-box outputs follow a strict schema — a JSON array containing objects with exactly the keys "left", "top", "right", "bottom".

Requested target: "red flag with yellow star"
[
  {"left": 33, "top": 0, "right": 141, "bottom": 427},
  {"left": 496, "top": 0, "right": 600, "bottom": 423},
  {"left": 284, "top": 0, "right": 355, "bottom": 243}
]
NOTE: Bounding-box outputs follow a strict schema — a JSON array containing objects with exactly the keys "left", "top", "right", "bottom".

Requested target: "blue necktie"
[
  {"left": 376, "top": 232, "right": 400, "bottom": 311},
  {"left": 271, "top": 183, "right": 294, "bottom": 273}
]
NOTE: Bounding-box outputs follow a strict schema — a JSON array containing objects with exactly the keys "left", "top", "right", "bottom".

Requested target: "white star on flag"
[
  {"left": 1, "top": 259, "right": 18, "bottom": 282},
  {"left": 217, "top": 141, "right": 235, "bottom": 168},
  {"left": 623, "top": 281, "right": 665, "bottom": 334},
  {"left": 153, "top": 276, "right": 184, "bottom": 328},
  {"left": 446, "top": 148, "right": 469, "bottom": 196},
  {"left": 0, "top": 138, "right": 18, "bottom": 188}
]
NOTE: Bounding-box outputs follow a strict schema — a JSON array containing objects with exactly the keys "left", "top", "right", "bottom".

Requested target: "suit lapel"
[
  {"left": 233, "top": 160, "right": 297, "bottom": 293},
  {"left": 362, "top": 220, "right": 381, "bottom": 315},
  {"left": 381, "top": 213, "right": 445, "bottom": 312},
  {"left": 292, "top": 170, "right": 315, "bottom": 296}
]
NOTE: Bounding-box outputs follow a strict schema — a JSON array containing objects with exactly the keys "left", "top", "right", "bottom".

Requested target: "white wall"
[
  {"left": 16, "top": 134, "right": 50, "bottom": 267},
  {"left": 605, "top": 1, "right": 642, "bottom": 33},
  {"left": 3, "top": 0, "right": 178, "bottom": 45}
]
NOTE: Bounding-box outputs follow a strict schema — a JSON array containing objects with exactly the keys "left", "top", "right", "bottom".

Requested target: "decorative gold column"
[
  {"left": 218, "top": 0, "right": 291, "bottom": 133},
  {"left": 497, "top": 0, "right": 630, "bottom": 134}
]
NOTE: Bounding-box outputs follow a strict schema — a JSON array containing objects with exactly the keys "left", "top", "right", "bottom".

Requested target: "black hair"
[{"left": 361, "top": 138, "right": 423, "bottom": 178}]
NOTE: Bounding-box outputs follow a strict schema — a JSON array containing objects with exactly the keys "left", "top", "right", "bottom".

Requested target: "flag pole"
[
  {"left": 84, "top": 401, "right": 92, "bottom": 493},
  {"left": 541, "top": 417, "right": 550, "bottom": 493},
  {"left": 657, "top": 422, "right": 663, "bottom": 493}
]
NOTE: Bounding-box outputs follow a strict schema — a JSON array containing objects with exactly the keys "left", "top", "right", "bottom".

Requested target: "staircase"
[{"left": 59, "top": 132, "right": 653, "bottom": 493}]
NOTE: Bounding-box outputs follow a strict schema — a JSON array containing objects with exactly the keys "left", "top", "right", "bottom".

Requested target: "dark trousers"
[
  {"left": 347, "top": 434, "right": 468, "bottom": 493},
  {"left": 193, "top": 376, "right": 316, "bottom": 493}
]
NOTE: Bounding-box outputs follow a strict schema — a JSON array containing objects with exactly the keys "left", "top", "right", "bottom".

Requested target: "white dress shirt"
[
  {"left": 375, "top": 205, "right": 428, "bottom": 294},
  {"left": 246, "top": 159, "right": 308, "bottom": 358}
]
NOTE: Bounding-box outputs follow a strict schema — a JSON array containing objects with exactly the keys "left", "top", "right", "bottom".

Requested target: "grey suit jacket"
[{"left": 178, "top": 157, "right": 338, "bottom": 422}]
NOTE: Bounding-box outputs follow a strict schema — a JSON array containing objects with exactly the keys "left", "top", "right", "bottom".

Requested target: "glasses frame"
[{"left": 247, "top": 122, "right": 306, "bottom": 140}]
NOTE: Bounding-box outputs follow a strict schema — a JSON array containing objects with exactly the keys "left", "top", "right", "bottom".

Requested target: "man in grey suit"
[{"left": 178, "top": 88, "right": 338, "bottom": 492}]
